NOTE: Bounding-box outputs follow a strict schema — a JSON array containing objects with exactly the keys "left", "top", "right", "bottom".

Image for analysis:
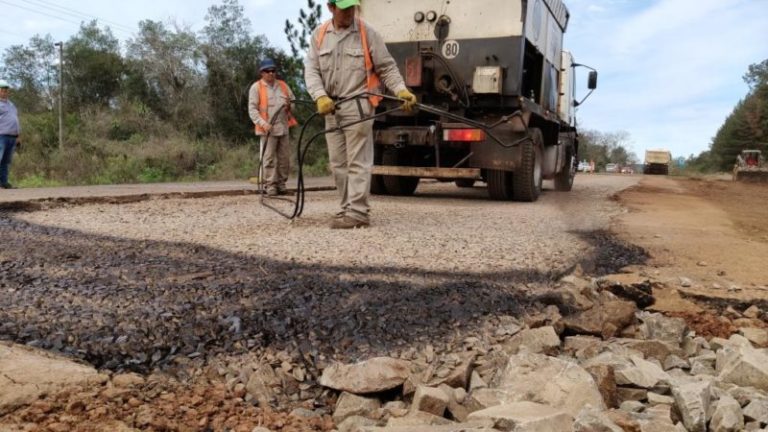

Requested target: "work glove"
[
  {"left": 316, "top": 96, "right": 335, "bottom": 115},
  {"left": 397, "top": 89, "right": 417, "bottom": 112}
]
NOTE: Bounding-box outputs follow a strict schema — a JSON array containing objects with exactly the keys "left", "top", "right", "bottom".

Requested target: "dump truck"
[
  {"left": 359, "top": 0, "right": 597, "bottom": 201},
  {"left": 643, "top": 149, "right": 672, "bottom": 175},
  {"left": 733, "top": 149, "right": 768, "bottom": 182}
]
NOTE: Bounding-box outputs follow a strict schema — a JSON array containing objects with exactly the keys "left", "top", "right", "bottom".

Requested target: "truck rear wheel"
[
  {"left": 487, "top": 170, "right": 513, "bottom": 200},
  {"left": 455, "top": 179, "right": 476, "bottom": 188},
  {"left": 512, "top": 128, "right": 543, "bottom": 202},
  {"left": 382, "top": 149, "right": 419, "bottom": 196},
  {"left": 554, "top": 145, "right": 576, "bottom": 191}
]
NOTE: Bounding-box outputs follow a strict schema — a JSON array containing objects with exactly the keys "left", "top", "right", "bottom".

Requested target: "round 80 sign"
[{"left": 442, "top": 40, "right": 460, "bottom": 59}]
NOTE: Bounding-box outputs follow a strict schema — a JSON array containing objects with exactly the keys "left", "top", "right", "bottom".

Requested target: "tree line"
[
  {"left": 0, "top": 0, "right": 324, "bottom": 186},
  {"left": 686, "top": 59, "right": 768, "bottom": 172},
  {"left": 1, "top": 0, "right": 640, "bottom": 185}
]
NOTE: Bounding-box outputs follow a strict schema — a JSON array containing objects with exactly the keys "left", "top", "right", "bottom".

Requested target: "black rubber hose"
[{"left": 260, "top": 93, "right": 532, "bottom": 220}]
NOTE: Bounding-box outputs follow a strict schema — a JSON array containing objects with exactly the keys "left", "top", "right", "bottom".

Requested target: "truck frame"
[{"left": 360, "top": 0, "right": 596, "bottom": 201}]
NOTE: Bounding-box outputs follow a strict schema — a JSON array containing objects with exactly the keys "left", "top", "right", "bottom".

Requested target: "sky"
[{"left": 1, "top": 0, "right": 767, "bottom": 159}]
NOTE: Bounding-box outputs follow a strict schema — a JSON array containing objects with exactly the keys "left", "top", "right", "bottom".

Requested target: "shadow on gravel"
[{"left": 0, "top": 215, "right": 562, "bottom": 374}]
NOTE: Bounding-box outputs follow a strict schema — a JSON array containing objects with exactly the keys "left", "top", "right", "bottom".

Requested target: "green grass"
[{"left": 15, "top": 174, "right": 66, "bottom": 188}]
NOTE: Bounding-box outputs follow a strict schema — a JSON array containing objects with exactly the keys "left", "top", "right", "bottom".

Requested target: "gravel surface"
[{"left": 1, "top": 176, "right": 642, "bottom": 372}]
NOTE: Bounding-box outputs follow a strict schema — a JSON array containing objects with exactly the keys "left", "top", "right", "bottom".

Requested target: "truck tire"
[
  {"left": 487, "top": 170, "right": 512, "bottom": 200},
  {"left": 382, "top": 149, "right": 419, "bottom": 196},
  {"left": 371, "top": 146, "right": 386, "bottom": 195},
  {"left": 455, "top": 179, "right": 476, "bottom": 188},
  {"left": 512, "top": 128, "right": 543, "bottom": 202},
  {"left": 554, "top": 145, "right": 576, "bottom": 191}
]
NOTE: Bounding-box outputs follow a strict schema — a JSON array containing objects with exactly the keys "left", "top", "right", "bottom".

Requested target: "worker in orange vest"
[
  {"left": 304, "top": 0, "right": 416, "bottom": 229},
  {"left": 248, "top": 58, "right": 297, "bottom": 196}
]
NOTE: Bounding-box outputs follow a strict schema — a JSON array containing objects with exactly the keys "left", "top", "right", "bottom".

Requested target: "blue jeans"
[{"left": 0, "top": 135, "right": 17, "bottom": 185}]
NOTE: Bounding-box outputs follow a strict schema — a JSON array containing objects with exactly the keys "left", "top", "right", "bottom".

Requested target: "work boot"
[
  {"left": 266, "top": 187, "right": 278, "bottom": 197},
  {"left": 330, "top": 215, "right": 370, "bottom": 229},
  {"left": 1, "top": 183, "right": 14, "bottom": 189},
  {"left": 278, "top": 188, "right": 293, "bottom": 196}
]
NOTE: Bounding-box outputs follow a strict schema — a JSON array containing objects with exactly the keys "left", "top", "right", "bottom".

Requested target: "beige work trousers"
[
  {"left": 324, "top": 101, "right": 375, "bottom": 222},
  {"left": 261, "top": 134, "right": 291, "bottom": 191}
]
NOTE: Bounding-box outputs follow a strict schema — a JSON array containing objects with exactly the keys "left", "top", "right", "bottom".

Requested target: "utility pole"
[{"left": 54, "top": 41, "right": 63, "bottom": 150}]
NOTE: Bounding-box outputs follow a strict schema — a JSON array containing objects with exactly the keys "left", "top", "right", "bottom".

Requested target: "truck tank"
[{"left": 359, "top": 0, "right": 596, "bottom": 201}]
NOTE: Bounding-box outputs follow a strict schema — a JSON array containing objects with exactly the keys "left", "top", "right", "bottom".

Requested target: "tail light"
[{"left": 443, "top": 129, "right": 486, "bottom": 142}]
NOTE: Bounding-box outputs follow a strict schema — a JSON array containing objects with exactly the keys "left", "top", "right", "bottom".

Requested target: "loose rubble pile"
[
  {"left": 4, "top": 273, "right": 767, "bottom": 432},
  {"left": 300, "top": 274, "right": 768, "bottom": 432}
]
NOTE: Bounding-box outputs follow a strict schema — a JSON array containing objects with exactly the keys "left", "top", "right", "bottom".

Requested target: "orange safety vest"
[
  {"left": 255, "top": 79, "right": 298, "bottom": 135},
  {"left": 315, "top": 18, "right": 382, "bottom": 107}
]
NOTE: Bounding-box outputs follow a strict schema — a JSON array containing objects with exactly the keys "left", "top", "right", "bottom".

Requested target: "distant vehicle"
[
  {"left": 578, "top": 161, "right": 592, "bottom": 172},
  {"left": 733, "top": 149, "right": 768, "bottom": 182},
  {"left": 621, "top": 167, "right": 634, "bottom": 174},
  {"left": 644, "top": 149, "right": 672, "bottom": 175},
  {"left": 605, "top": 163, "right": 619, "bottom": 173}
]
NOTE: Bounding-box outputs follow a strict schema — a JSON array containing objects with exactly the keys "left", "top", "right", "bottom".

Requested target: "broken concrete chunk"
[
  {"left": 743, "top": 398, "right": 768, "bottom": 424},
  {"left": 616, "top": 387, "right": 648, "bottom": 404},
  {"left": 0, "top": 343, "right": 100, "bottom": 415},
  {"left": 717, "top": 345, "right": 768, "bottom": 391},
  {"left": 614, "top": 356, "right": 671, "bottom": 389},
  {"left": 338, "top": 415, "right": 380, "bottom": 432},
  {"left": 411, "top": 386, "right": 449, "bottom": 417},
  {"left": 617, "top": 339, "right": 676, "bottom": 364},
  {"left": 663, "top": 355, "right": 690, "bottom": 371},
  {"left": 563, "top": 300, "right": 637, "bottom": 338},
  {"left": 585, "top": 364, "right": 618, "bottom": 409},
  {"left": 573, "top": 405, "right": 624, "bottom": 432},
  {"left": 743, "top": 305, "right": 762, "bottom": 319},
  {"left": 647, "top": 392, "right": 674, "bottom": 406},
  {"left": 333, "top": 392, "right": 382, "bottom": 425},
  {"left": 386, "top": 411, "right": 454, "bottom": 427},
  {"left": 740, "top": 327, "right": 768, "bottom": 348},
  {"left": 503, "top": 326, "right": 560, "bottom": 355},
  {"left": 467, "top": 402, "right": 573, "bottom": 432},
  {"left": 493, "top": 352, "right": 605, "bottom": 416},
  {"left": 671, "top": 380, "right": 711, "bottom": 432},
  {"left": 320, "top": 357, "right": 411, "bottom": 394},
  {"left": 710, "top": 394, "right": 744, "bottom": 432},
  {"left": 637, "top": 312, "right": 687, "bottom": 345}
]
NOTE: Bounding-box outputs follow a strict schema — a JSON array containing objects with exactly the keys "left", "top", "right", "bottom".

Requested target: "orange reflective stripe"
[
  {"left": 315, "top": 20, "right": 332, "bottom": 49},
  {"left": 254, "top": 79, "right": 297, "bottom": 134},
  {"left": 314, "top": 19, "right": 382, "bottom": 107},
  {"left": 357, "top": 18, "right": 382, "bottom": 107},
  {"left": 278, "top": 81, "right": 298, "bottom": 127}
]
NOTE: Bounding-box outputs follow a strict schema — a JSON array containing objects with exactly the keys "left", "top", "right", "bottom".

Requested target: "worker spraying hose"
[{"left": 304, "top": 0, "right": 417, "bottom": 229}]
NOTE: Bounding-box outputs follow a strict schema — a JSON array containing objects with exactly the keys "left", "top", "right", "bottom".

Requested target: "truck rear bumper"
[{"left": 372, "top": 166, "right": 481, "bottom": 179}]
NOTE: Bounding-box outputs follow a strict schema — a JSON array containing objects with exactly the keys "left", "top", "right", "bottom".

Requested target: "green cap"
[{"left": 330, "top": 0, "right": 360, "bottom": 9}]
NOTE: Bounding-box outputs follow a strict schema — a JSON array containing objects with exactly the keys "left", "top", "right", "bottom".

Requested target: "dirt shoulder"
[{"left": 614, "top": 175, "right": 768, "bottom": 307}]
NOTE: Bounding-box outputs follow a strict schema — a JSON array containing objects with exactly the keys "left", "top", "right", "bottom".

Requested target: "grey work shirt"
[
  {"left": 304, "top": 19, "right": 406, "bottom": 103},
  {"left": 248, "top": 80, "right": 296, "bottom": 137},
  {"left": 0, "top": 99, "right": 20, "bottom": 136}
]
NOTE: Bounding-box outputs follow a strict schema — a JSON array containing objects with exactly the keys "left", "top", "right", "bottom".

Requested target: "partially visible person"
[
  {"left": 0, "top": 79, "right": 20, "bottom": 189},
  {"left": 304, "top": 0, "right": 416, "bottom": 229},
  {"left": 248, "top": 58, "right": 297, "bottom": 196}
]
